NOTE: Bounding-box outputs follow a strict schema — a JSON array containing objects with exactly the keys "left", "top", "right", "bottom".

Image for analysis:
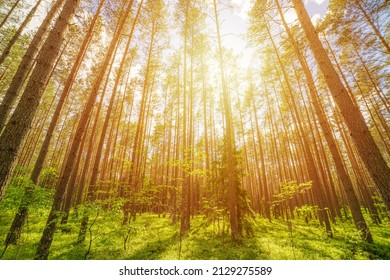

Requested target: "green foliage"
[
  {"left": 0, "top": 172, "right": 54, "bottom": 212},
  {"left": 39, "top": 167, "right": 59, "bottom": 189},
  {"left": 238, "top": 188, "right": 256, "bottom": 237},
  {"left": 294, "top": 204, "right": 318, "bottom": 223},
  {"left": 0, "top": 25, "right": 31, "bottom": 91},
  {"left": 200, "top": 146, "right": 256, "bottom": 238},
  {"left": 0, "top": 175, "right": 29, "bottom": 210},
  {"left": 0, "top": 204, "right": 389, "bottom": 260},
  {"left": 273, "top": 180, "right": 312, "bottom": 204}
]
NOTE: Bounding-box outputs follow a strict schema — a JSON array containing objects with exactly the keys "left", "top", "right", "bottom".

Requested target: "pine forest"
[{"left": 0, "top": 0, "right": 389, "bottom": 260}]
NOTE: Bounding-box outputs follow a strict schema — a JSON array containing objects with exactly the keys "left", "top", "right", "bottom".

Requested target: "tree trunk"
[
  {"left": 275, "top": 0, "right": 373, "bottom": 242},
  {"left": 34, "top": 0, "right": 131, "bottom": 260},
  {"left": 355, "top": 1, "right": 390, "bottom": 55},
  {"left": 60, "top": 116, "right": 91, "bottom": 225},
  {"left": 180, "top": 0, "right": 190, "bottom": 236},
  {"left": 88, "top": 0, "right": 137, "bottom": 201},
  {"left": 213, "top": 0, "right": 241, "bottom": 242},
  {"left": 0, "top": 0, "right": 43, "bottom": 66},
  {"left": 30, "top": 0, "right": 105, "bottom": 185},
  {"left": 78, "top": 0, "right": 138, "bottom": 238},
  {"left": 0, "top": 0, "right": 79, "bottom": 203},
  {"left": 251, "top": 90, "right": 271, "bottom": 220},
  {"left": 0, "top": 0, "right": 66, "bottom": 132},
  {"left": 2, "top": 0, "right": 102, "bottom": 245},
  {"left": 0, "top": 0, "right": 22, "bottom": 30},
  {"left": 292, "top": 0, "right": 390, "bottom": 213},
  {"left": 265, "top": 19, "right": 333, "bottom": 236}
]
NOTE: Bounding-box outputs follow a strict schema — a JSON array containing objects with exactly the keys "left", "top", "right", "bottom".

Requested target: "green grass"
[{"left": 0, "top": 205, "right": 389, "bottom": 260}]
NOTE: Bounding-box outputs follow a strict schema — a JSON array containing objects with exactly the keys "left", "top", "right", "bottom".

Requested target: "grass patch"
[{"left": 0, "top": 197, "right": 389, "bottom": 260}]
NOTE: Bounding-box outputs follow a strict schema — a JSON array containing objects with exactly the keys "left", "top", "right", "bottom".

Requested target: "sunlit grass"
[{"left": 1, "top": 203, "right": 389, "bottom": 260}]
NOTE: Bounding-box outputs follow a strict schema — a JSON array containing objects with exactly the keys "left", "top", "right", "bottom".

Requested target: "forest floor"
[
  {"left": 1, "top": 209, "right": 389, "bottom": 260},
  {"left": 0, "top": 186, "right": 389, "bottom": 260}
]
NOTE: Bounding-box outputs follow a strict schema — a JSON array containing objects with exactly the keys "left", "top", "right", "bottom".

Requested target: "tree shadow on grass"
[
  {"left": 126, "top": 233, "right": 178, "bottom": 260},
  {"left": 361, "top": 242, "right": 390, "bottom": 260},
  {"left": 0, "top": 241, "right": 38, "bottom": 259},
  {"left": 179, "top": 231, "right": 268, "bottom": 260},
  {"left": 49, "top": 243, "right": 86, "bottom": 260}
]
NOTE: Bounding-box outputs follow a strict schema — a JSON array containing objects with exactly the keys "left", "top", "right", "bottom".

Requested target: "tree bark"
[
  {"left": 0, "top": 0, "right": 22, "bottom": 29},
  {"left": 34, "top": 0, "right": 132, "bottom": 260},
  {"left": 2, "top": 0, "right": 102, "bottom": 245},
  {"left": 355, "top": 1, "right": 390, "bottom": 55},
  {"left": 0, "top": 0, "right": 43, "bottom": 66},
  {"left": 78, "top": 0, "right": 138, "bottom": 239},
  {"left": 30, "top": 0, "right": 105, "bottom": 185},
  {"left": 292, "top": 0, "right": 390, "bottom": 213},
  {"left": 0, "top": 0, "right": 79, "bottom": 203},
  {"left": 275, "top": 0, "right": 373, "bottom": 242},
  {"left": 0, "top": 0, "right": 66, "bottom": 132},
  {"left": 213, "top": 0, "right": 241, "bottom": 242},
  {"left": 180, "top": 0, "right": 190, "bottom": 236}
]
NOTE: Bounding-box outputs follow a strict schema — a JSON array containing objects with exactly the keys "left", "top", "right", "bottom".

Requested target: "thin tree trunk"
[
  {"left": 292, "top": 0, "right": 390, "bottom": 213},
  {"left": 30, "top": 0, "right": 105, "bottom": 185},
  {"left": 0, "top": 0, "right": 79, "bottom": 203},
  {"left": 34, "top": 0, "right": 131, "bottom": 259},
  {"left": 78, "top": 1, "right": 139, "bottom": 240},
  {"left": 213, "top": 0, "right": 241, "bottom": 242},
  {"left": 355, "top": 1, "right": 390, "bottom": 55},
  {"left": 0, "top": 0, "right": 66, "bottom": 132},
  {"left": 180, "top": 0, "right": 190, "bottom": 236},
  {"left": 0, "top": 0, "right": 43, "bottom": 65},
  {"left": 60, "top": 116, "right": 91, "bottom": 225},
  {"left": 275, "top": 0, "right": 373, "bottom": 242},
  {"left": 2, "top": 2, "right": 103, "bottom": 244},
  {"left": 0, "top": 0, "right": 22, "bottom": 30},
  {"left": 251, "top": 90, "right": 271, "bottom": 220}
]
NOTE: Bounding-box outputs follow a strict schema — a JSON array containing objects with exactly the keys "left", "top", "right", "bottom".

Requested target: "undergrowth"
[{"left": 0, "top": 185, "right": 389, "bottom": 260}]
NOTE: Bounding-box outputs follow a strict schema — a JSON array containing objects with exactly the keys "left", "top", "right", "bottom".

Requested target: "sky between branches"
[{"left": 217, "top": 0, "right": 329, "bottom": 68}]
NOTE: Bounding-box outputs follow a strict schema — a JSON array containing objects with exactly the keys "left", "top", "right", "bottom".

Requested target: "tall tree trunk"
[
  {"left": 2, "top": 1, "right": 103, "bottom": 246},
  {"left": 0, "top": 0, "right": 66, "bottom": 132},
  {"left": 16, "top": 47, "right": 64, "bottom": 169},
  {"left": 292, "top": 0, "right": 390, "bottom": 213},
  {"left": 251, "top": 90, "right": 271, "bottom": 220},
  {"left": 90, "top": 0, "right": 137, "bottom": 199},
  {"left": 274, "top": 0, "right": 373, "bottom": 243},
  {"left": 213, "top": 0, "right": 241, "bottom": 242},
  {"left": 34, "top": 0, "right": 132, "bottom": 260},
  {"left": 266, "top": 19, "right": 333, "bottom": 235},
  {"left": 180, "top": 0, "right": 190, "bottom": 236},
  {"left": 78, "top": 1, "right": 138, "bottom": 240},
  {"left": 0, "top": 0, "right": 79, "bottom": 203},
  {"left": 171, "top": 69, "right": 181, "bottom": 224},
  {"left": 355, "top": 1, "right": 390, "bottom": 55},
  {"left": 123, "top": 4, "right": 154, "bottom": 225},
  {"left": 0, "top": 0, "right": 43, "bottom": 65},
  {"left": 30, "top": 0, "right": 105, "bottom": 185},
  {"left": 0, "top": 0, "right": 22, "bottom": 30}
]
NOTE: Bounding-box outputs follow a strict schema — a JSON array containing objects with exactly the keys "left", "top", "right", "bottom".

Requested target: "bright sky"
[
  {"left": 218, "top": 0, "right": 330, "bottom": 68},
  {"left": 23, "top": 0, "right": 330, "bottom": 78}
]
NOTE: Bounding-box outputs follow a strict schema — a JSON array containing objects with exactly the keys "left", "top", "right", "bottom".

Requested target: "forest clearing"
[{"left": 0, "top": 0, "right": 389, "bottom": 260}]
